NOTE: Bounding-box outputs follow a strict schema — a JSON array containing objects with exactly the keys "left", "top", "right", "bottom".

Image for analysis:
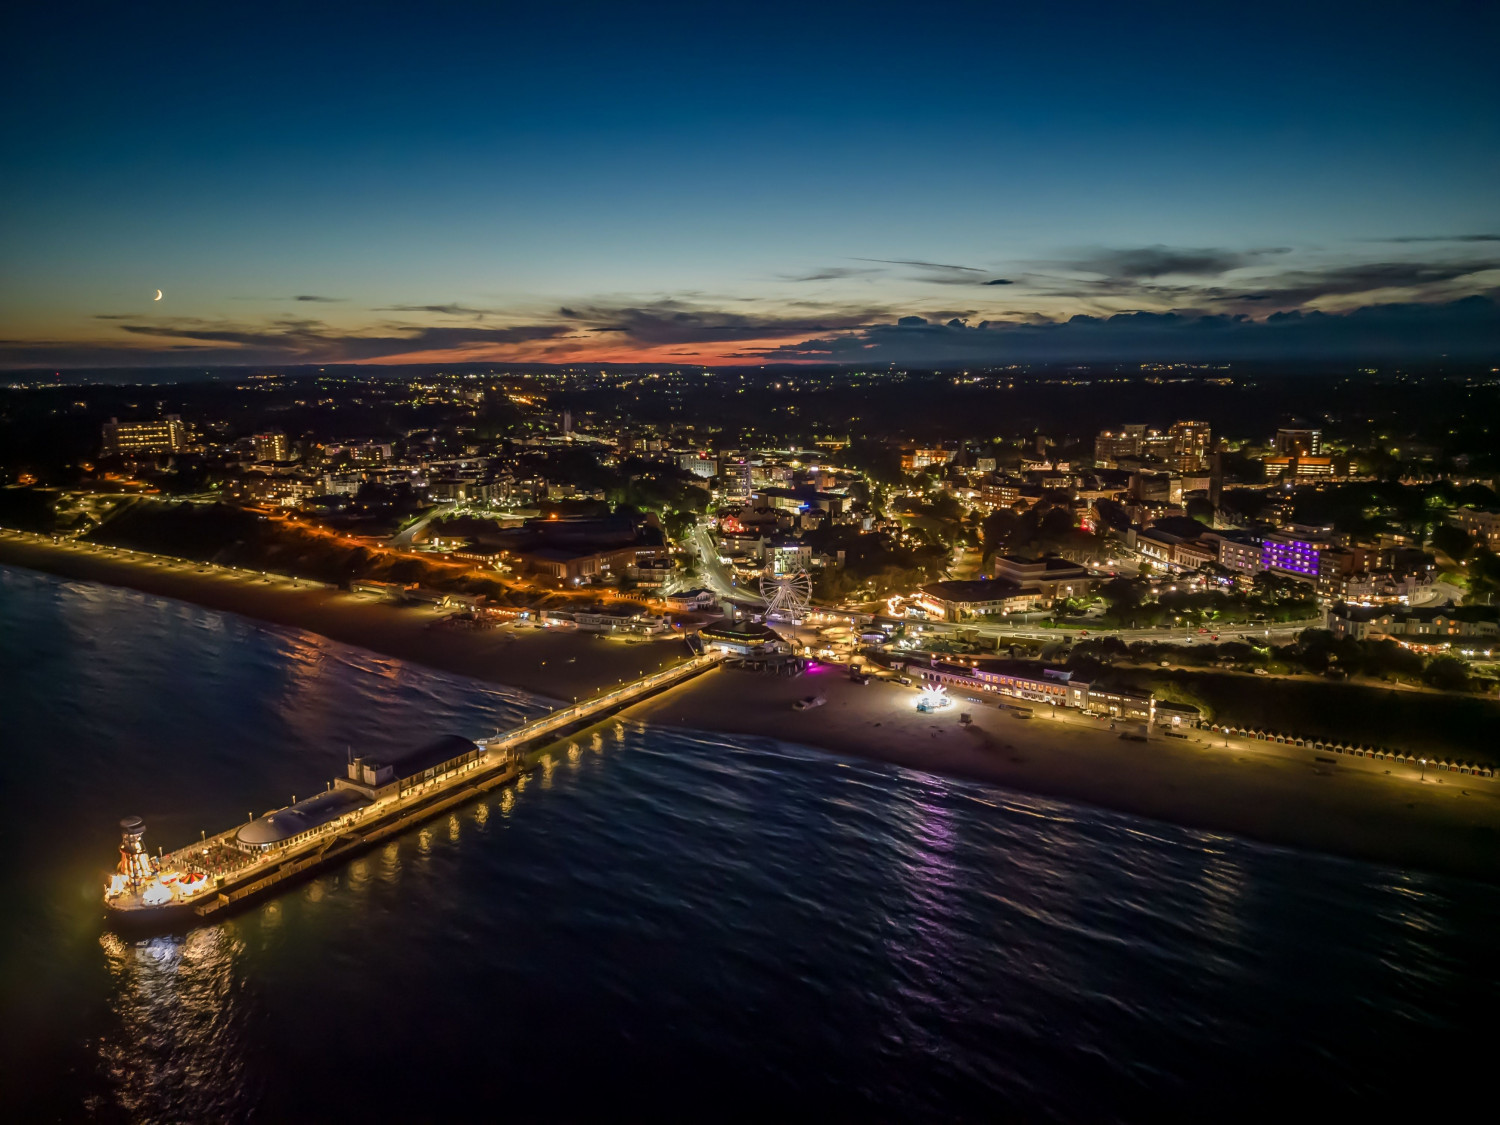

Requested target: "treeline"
[
  {"left": 1069, "top": 628, "right": 1496, "bottom": 695},
  {"left": 1072, "top": 573, "right": 1318, "bottom": 628},
  {"left": 80, "top": 499, "right": 527, "bottom": 604},
  {"left": 981, "top": 503, "right": 1100, "bottom": 562},
  {"left": 807, "top": 525, "right": 947, "bottom": 602},
  {"left": 1132, "top": 669, "right": 1500, "bottom": 766}
]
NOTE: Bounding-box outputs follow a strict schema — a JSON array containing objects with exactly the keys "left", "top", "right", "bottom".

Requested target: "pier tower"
[{"left": 117, "top": 816, "right": 153, "bottom": 887}]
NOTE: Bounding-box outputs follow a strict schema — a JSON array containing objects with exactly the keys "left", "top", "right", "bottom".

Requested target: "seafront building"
[
  {"left": 916, "top": 580, "right": 1042, "bottom": 621},
  {"left": 911, "top": 659, "right": 1159, "bottom": 723},
  {"left": 991, "top": 555, "right": 1094, "bottom": 599},
  {"left": 1325, "top": 604, "right": 1500, "bottom": 645},
  {"left": 697, "top": 620, "right": 796, "bottom": 664}
]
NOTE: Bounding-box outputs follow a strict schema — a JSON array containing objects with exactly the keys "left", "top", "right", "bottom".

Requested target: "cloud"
[
  {"left": 1060, "top": 245, "right": 1291, "bottom": 279},
  {"left": 1018, "top": 246, "right": 1500, "bottom": 313},
  {"left": 22, "top": 315, "right": 573, "bottom": 365},
  {"left": 292, "top": 294, "right": 345, "bottom": 302},
  {"left": 555, "top": 299, "right": 886, "bottom": 345},
  {"left": 1201, "top": 259, "right": 1500, "bottom": 307},
  {"left": 786, "top": 259, "right": 1008, "bottom": 286},
  {"left": 852, "top": 257, "right": 985, "bottom": 272},
  {"left": 15, "top": 283, "right": 1498, "bottom": 369},
  {"left": 754, "top": 296, "right": 1500, "bottom": 364},
  {"left": 1372, "top": 234, "right": 1500, "bottom": 243},
  {"left": 782, "top": 266, "right": 882, "bottom": 282},
  {"left": 848, "top": 256, "right": 1009, "bottom": 286},
  {"left": 373, "top": 303, "right": 491, "bottom": 316},
  {"left": 1, "top": 297, "right": 897, "bottom": 367}
]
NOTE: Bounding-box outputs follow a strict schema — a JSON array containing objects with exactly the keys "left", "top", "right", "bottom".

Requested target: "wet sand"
[
  {"left": 625, "top": 668, "right": 1500, "bottom": 884},
  {"left": 7, "top": 530, "right": 1500, "bottom": 883}
]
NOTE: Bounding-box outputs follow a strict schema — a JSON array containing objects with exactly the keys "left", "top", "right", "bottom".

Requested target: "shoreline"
[
  {"left": 6, "top": 531, "right": 1500, "bottom": 885},
  {"left": 0, "top": 532, "right": 689, "bottom": 701},
  {"left": 624, "top": 671, "right": 1500, "bottom": 884}
]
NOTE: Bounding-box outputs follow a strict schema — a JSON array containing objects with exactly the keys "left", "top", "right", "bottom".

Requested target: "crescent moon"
[{"left": 154, "top": 289, "right": 163, "bottom": 301}]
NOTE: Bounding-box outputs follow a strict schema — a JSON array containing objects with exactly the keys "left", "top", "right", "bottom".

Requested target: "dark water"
[{"left": 0, "top": 565, "right": 1495, "bottom": 1122}]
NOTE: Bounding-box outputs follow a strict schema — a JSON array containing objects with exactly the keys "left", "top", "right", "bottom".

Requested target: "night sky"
[{"left": 3, "top": 1, "right": 1497, "bottom": 368}]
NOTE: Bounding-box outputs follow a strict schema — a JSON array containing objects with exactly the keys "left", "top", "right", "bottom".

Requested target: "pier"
[
  {"left": 106, "top": 649, "right": 724, "bottom": 929},
  {"left": 479, "top": 648, "right": 723, "bottom": 757}
]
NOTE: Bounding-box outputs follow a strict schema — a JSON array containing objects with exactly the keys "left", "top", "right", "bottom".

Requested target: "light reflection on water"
[
  {"left": 94, "top": 926, "right": 248, "bottom": 1123},
  {"left": 3, "top": 564, "right": 1500, "bottom": 1122}
]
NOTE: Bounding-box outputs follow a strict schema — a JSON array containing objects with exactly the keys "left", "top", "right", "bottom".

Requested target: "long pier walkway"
[
  {"left": 481, "top": 648, "right": 723, "bottom": 756},
  {"left": 113, "top": 648, "right": 725, "bottom": 930}
]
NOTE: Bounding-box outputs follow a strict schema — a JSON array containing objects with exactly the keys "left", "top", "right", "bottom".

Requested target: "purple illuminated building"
[{"left": 1261, "top": 532, "right": 1324, "bottom": 577}]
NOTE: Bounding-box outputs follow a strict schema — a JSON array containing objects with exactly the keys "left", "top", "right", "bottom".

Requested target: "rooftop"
[
  {"left": 920, "top": 579, "right": 1037, "bottom": 603},
  {"left": 1331, "top": 604, "right": 1499, "bottom": 624},
  {"left": 701, "top": 620, "right": 784, "bottom": 642},
  {"left": 575, "top": 602, "right": 650, "bottom": 618},
  {"left": 365, "top": 735, "right": 480, "bottom": 779},
  {"left": 994, "top": 554, "right": 1090, "bottom": 574},
  {"left": 237, "top": 788, "right": 372, "bottom": 847}
]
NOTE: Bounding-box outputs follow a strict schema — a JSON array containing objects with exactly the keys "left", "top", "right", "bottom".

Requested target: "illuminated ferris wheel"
[{"left": 760, "top": 569, "right": 813, "bottom": 622}]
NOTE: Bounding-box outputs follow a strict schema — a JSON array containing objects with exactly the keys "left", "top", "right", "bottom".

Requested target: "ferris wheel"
[{"left": 760, "top": 569, "right": 813, "bottom": 622}]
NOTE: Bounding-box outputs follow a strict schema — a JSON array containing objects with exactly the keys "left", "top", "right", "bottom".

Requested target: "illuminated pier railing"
[{"left": 482, "top": 650, "right": 723, "bottom": 753}]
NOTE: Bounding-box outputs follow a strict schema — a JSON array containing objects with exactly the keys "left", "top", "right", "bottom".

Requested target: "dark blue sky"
[{"left": 3, "top": 0, "right": 1497, "bottom": 367}]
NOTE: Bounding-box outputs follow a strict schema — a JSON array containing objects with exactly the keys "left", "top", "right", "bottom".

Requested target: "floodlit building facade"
[{"left": 101, "top": 415, "right": 190, "bottom": 458}]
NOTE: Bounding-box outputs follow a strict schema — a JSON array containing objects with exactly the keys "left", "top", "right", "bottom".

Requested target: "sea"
[{"left": 0, "top": 563, "right": 1495, "bottom": 1123}]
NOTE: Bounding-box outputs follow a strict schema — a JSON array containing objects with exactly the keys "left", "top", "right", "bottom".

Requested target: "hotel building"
[
  {"left": 1261, "top": 531, "right": 1330, "bottom": 581},
  {"left": 100, "top": 415, "right": 191, "bottom": 458}
]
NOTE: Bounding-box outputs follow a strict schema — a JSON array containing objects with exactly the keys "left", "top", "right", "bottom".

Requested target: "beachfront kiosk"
[{"left": 698, "top": 620, "right": 800, "bottom": 671}]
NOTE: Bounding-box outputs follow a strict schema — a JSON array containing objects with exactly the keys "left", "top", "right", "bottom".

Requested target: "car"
[
  {"left": 1254, "top": 668, "right": 1269, "bottom": 676},
  {"left": 792, "top": 695, "right": 826, "bottom": 711},
  {"left": 1197, "top": 627, "right": 1209, "bottom": 634}
]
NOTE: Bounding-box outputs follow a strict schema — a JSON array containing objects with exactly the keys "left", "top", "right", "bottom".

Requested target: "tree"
[
  {"left": 1468, "top": 550, "right": 1500, "bottom": 604},
  {"left": 980, "top": 509, "right": 1021, "bottom": 557},
  {"left": 1422, "top": 654, "right": 1471, "bottom": 693},
  {"left": 1431, "top": 523, "right": 1473, "bottom": 563},
  {"left": 1099, "top": 577, "right": 1147, "bottom": 610},
  {"left": 930, "top": 492, "right": 963, "bottom": 521}
]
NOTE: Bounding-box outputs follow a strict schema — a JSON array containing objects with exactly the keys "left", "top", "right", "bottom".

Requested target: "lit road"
[
  {"left": 947, "top": 618, "right": 1324, "bottom": 644},
  {"left": 388, "top": 502, "right": 458, "bottom": 549},
  {"left": 1410, "top": 580, "right": 1464, "bottom": 608},
  {"left": 690, "top": 524, "right": 764, "bottom": 607}
]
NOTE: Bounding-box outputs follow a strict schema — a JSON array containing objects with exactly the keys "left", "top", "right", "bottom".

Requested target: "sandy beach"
[
  {"left": 6, "top": 529, "right": 1500, "bottom": 883},
  {"left": 626, "top": 669, "right": 1500, "bottom": 882},
  {"left": 0, "top": 532, "right": 689, "bottom": 701}
]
